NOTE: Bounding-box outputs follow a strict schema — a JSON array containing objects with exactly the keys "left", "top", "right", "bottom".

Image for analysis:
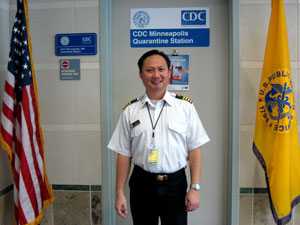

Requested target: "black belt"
[{"left": 132, "top": 165, "right": 186, "bottom": 182}]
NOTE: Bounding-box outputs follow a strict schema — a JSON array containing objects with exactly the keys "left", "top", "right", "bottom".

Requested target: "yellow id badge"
[{"left": 148, "top": 149, "right": 159, "bottom": 164}]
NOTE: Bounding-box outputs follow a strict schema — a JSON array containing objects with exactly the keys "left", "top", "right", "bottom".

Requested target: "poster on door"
[{"left": 168, "top": 55, "right": 189, "bottom": 91}]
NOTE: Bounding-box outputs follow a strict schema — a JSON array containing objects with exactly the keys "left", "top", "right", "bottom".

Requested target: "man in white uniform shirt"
[{"left": 108, "top": 50, "right": 209, "bottom": 225}]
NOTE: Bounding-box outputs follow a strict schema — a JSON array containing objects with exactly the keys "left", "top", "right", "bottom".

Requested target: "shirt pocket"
[
  {"left": 168, "top": 121, "right": 187, "bottom": 138},
  {"left": 130, "top": 121, "right": 145, "bottom": 138}
]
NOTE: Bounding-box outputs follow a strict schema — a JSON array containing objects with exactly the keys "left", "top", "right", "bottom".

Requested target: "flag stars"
[
  {"left": 14, "top": 49, "right": 21, "bottom": 56},
  {"left": 23, "top": 63, "right": 28, "bottom": 70},
  {"left": 8, "top": 2, "right": 34, "bottom": 84}
]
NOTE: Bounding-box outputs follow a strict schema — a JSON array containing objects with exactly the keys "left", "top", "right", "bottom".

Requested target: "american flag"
[{"left": 0, "top": 0, "right": 54, "bottom": 224}]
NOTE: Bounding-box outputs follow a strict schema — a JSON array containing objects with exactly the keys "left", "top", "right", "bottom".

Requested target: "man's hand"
[
  {"left": 185, "top": 189, "right": 200, "bottom": 212},
  {"left": 115, "top": 153, "right": 131, "bottom": 218},
  {"left": 115, "top": 192, "right": 128, "bottom": 218}
]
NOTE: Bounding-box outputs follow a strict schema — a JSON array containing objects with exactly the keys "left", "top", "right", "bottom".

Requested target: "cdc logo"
[
  {"left": 60, "top": 36, "right": 70, "bottom": 46},
  {"left": 181, "top": 10, "right": 207, "bottom": 26},
  {"left": 82, "top": 36, "right": 92, "bottom": 44},
  {"left": 133, "top": 11, "right": 150, "bottom": 28}
]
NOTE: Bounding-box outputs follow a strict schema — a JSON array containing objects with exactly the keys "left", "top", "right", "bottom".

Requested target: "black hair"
[{"left": 137, "top": 49, "right": 171, "bottom": 73}]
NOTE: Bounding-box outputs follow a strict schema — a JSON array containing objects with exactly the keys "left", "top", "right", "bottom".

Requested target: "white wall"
[
  {"left": 7, "top": 0, "right": 101, "bottom": 185},
  {"left": 111, "top": 1, "right": 228, "bottom": 224},
  {"left": 0, "top": 0, "right": 12, "bottom": 190}
]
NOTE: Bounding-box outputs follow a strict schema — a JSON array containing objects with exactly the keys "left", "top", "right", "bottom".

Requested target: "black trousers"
[{"left": 129, "top": 165, "right": 187, "bottom": 225}]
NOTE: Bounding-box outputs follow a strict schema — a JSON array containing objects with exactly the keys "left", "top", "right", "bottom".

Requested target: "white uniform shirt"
[{"left": 108, "top": 91, "right": 210, "bottom": 173}]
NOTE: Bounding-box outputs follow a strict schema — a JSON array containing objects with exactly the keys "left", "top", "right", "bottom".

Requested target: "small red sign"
[{"left": 61, "top": 60, "right": 70, "bottom": 70}]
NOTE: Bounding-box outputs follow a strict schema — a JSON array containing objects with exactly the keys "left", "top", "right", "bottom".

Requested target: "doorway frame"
[{"left": 99, "top": 1, "right": 240, "bottom": 224}]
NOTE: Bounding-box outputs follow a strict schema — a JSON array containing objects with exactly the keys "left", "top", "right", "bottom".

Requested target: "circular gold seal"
[{"left": 257, "top": 70, "right": 295, "bottom": 133}]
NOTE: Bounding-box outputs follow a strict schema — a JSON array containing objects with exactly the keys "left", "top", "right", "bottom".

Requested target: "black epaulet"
[
  {"left": 122, "top": 97, "right": 139, "bottom": 110},
  {"left": 175, "top": 94, "right": 193, "bottom": 104}
]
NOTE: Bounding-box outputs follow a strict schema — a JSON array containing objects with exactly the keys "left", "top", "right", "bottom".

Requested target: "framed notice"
[
  {"left": 59, "top": 59, "right": 80, "bottom": 80},
  {"left": 168, "top": 55, "right": 189, "bottom": 91}
]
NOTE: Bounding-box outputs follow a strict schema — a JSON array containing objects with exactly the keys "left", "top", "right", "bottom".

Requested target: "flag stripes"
[{"left": 0, "top": 0, "right": 53, "bottom": 224}]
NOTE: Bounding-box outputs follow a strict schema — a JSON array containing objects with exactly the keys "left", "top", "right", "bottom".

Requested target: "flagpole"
[{"left": 1, "top": 0, "right": 54, "bottom": 224}]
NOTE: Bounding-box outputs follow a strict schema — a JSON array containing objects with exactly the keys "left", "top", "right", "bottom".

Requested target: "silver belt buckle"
[{"left": 156, "top": 175, "right": 168, "bottom": 181}]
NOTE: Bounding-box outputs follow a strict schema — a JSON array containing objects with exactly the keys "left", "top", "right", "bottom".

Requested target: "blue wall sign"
[
  {"left": 130, "top": 8, "right": 209, "bottom": 48},
  {"left": 55, "top": 33, "right": 97, "bottom": 56}
]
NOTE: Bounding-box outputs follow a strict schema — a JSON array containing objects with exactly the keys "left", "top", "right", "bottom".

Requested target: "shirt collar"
[
  {"left": 163, "top": 91, "right": 175, "bottom": 106},
  {"left": 140, "top": 91, "right": 174, "bottom": 108}
]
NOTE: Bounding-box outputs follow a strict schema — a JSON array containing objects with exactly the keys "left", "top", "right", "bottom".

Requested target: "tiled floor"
[
  {"left": 42, "top": 205, "right": 54, "bottom": 225},
  {"left": 53, "top": 191, "right": 90, "bottom": 225},
  {"left": 41, "top": 190, "right": 101, "bottom": 225},
  {"left": 240, "top": 193, "right": 294, "bottom": 225},
  {"left": 91, "top": 192, "right": 101, "bottom": 225},
  {"left": 0, "top": 188, "right": 101, "bottom": 225},
  {"left": 4, "top": 190, "right": 300, "bottom": 225}
]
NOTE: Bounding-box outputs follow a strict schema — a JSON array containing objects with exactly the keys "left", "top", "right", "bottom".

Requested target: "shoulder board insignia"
[
  {"left": 122, "top": 97, "right": 139, "bottom": 110},
  {"left": 175, "top": 94, "right": 192, "bottom": 104}
]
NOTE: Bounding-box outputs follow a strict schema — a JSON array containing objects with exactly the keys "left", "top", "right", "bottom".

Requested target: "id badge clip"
[{"left": 148, "top": 148, "right": 159, "bottom": 164}]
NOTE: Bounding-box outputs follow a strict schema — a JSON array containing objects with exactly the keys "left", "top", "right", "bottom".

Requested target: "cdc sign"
[{"left": 181, "top": 10, "right": 207, "bottom": 26}]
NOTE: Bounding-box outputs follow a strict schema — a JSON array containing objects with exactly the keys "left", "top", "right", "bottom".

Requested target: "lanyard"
[{"left": 146, "top": 101, "right": 166, "bottom": 138}]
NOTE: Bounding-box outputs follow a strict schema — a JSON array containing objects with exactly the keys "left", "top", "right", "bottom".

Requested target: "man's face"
[{"left": 139, "top": 54, "right": 171, "bottom": 95}]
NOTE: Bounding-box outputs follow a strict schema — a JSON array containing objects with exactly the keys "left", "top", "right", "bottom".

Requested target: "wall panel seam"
[
  {"left": 43, "top": 124, "right": 100, "bottom": 132},
  {"left": 240, "top": 0, "right": 297, "bottom": 5},
  {"left": 1, "top": 63, "right": 100, "bottom": 71},
  {"left": 0, "top": 185, "right": 102, "bottom": 195},
  {"left": 10, "top": 1, "right": 98, "bottom": 10},
  {"left": 241, "top": 61, "right": 299, "bottom": 68}
]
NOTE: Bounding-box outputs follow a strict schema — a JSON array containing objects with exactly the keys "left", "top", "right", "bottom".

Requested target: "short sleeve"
[
  {"left": 107, "top": 111, "right": 131, "bottom": 156},
  {"left": 186, "top": 104, "right": 210, "bottom": 150}
]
